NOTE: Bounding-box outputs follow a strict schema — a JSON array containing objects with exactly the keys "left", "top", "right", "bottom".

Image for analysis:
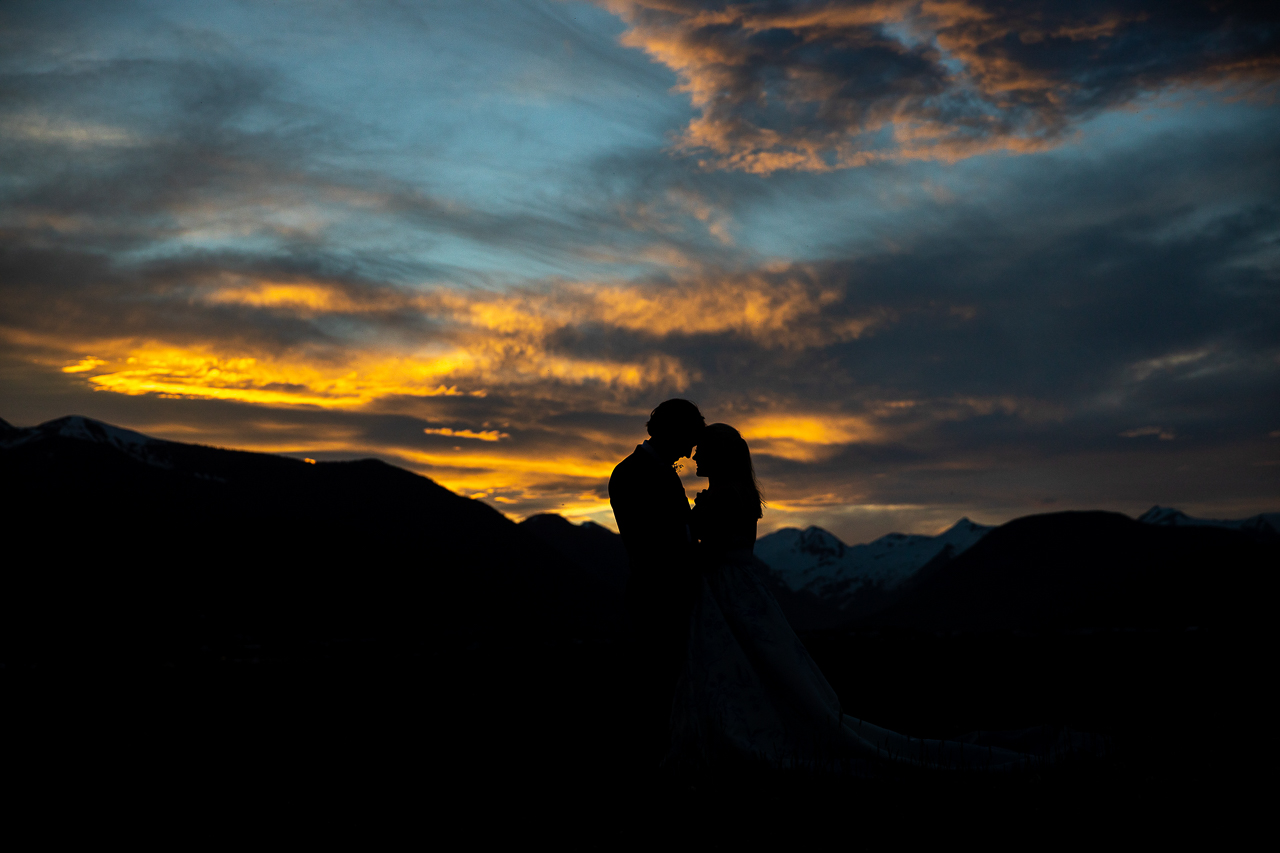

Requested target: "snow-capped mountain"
[
  {"left": 1137, "top": 505, "right": 1280, "bottom": 537},
  {"left": 0, "top": 415, "right": 176, "bottom": 467},
  {"left": 754, "top": 518, "right": 993, "bottom": 609}
]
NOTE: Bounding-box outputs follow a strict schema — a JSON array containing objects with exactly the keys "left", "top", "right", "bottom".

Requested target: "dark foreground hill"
[
  {"left": 518, "top": 513, "right": 628, "bottom": 603},
  {"left": 2, "top": 415, "right": 1271, "bottom": 834},
  {"left": 1, "top": 415, "right": 623, "bottom": 667},
  {"left": 862, "top": 509, "right": 1275, "bottom": 632},
  {"left": 495, "top": 502, "right": 1276, "bottom": 781},
  {"left": 526, "top": 506, "right": 1276, "bottom": 633}
]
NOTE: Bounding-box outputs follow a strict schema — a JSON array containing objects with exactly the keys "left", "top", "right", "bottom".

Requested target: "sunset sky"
[{"left": 3, "top": 0, "right": 1278, "bottom": 543}]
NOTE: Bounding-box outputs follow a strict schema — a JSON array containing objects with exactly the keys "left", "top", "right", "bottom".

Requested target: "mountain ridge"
[
  {"left": 1137, "top": 504, "right": 1279, "bottom": 536},
  {"left": 1, "top": 414, "right": 626, "bottom": 667},
  {"left": 4, "top": 414, "right": 1276, "bottom": 655},
  {"left": 860, "top": 510, "right": 1275, "bottom": 632},
  {"left": 753, "top": 518, "right": 993, "bottom": 614}
]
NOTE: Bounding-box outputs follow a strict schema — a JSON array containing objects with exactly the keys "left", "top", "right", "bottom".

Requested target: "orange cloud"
[
  {"left": 204, "top": 282, "right": 391, "bottom": 314},
  {"left": 61, "top": 356, "right": 107, "bottom": 373},
  {"left": 57, "top": 271, "right": 854, "bottom": 409},
  {"left": 66, "top": 340, "right": 690, "bottom": 408},
  {"left": 435, "top": 274, "right": 888, "bottom": 350},
  {"left": 739, "top": 413, "right": 884, "bottom": 461},
  {"left": 80, "top": 346, "right": 471, "bottom": 407},
  {"left": 423, "top": 427, "right": 510, "bottom": 442}
]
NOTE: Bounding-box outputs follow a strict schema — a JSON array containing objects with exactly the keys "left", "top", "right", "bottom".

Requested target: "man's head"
[{"left": 646, "top": 398, "right": 706, "bottom": 461}]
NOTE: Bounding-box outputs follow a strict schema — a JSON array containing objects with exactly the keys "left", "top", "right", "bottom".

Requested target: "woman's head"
[{"left": 694, "top": 423, "right": 764, "bottom": 518}]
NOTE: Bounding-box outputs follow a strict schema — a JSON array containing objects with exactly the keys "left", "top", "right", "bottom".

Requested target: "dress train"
[{"left": 668, "top": 549, "right": 1074, "bottom": 774}]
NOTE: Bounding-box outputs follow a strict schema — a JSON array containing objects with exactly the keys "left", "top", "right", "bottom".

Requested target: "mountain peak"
[
  {"left": 796, "top": 526, "right": 846, "bottom": 557},
  {"left": 948, "top": 517, "right": 977, "bottom": 530},
  {"left": 755, "top": 517, "right": 994, "bottom": 606},
  {"left": 1137, "top": 506, "right": 1186, "bottom": 525},
  {"left": 0, "top": 415, "right": 182, "bottom": 469},
  {"left": 520, "top": 513, "right": 576, "bottom": 531},
  {"left": 1137, "top": 505, "right": 1279, "bottom": 536},
  {"left": 37, "top": 415, "right": 158, "bottom": 449}
]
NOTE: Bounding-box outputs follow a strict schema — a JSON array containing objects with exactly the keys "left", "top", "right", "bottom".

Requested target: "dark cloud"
[{"left": 606, "top": 0, "right": 1280, "bottom": 172}]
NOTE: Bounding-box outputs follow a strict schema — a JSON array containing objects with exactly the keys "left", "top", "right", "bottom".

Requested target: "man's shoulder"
[
  {"left": 615, "top": 445, "right": 649, "bottom": 468},
  {"left": 610, "top": 446, "right": 650, "bottom": 483}
]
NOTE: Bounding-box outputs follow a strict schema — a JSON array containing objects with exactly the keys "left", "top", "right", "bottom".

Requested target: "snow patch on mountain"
[
  {"left": 1138, "top": 505, "right": 1279, "bottom": 536},
  {"left": 754, "top": 518, "right": 993, "bottom": 606},
  {"left": 45, "top": 415, "right": 155, "bottom": 449},
  {"left": 1, "top": 415, "right": 178, "bottom": 468}
]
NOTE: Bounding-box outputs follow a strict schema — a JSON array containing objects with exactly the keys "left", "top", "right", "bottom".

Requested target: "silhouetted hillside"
[
  {"left": 516, "top": 512, "right": 849, "bottom": 630},
  {"left": 518, "top": 514, "right": 628, "bottom": 602},
  {"left": 862, "top": 511, "right": 1275, "bottom": 632},
  {"left": 3, "top": 417, "right": 1270, "bottom": 825},
  {"left": 519, "top": 506, "right": 1277, "bottom": 633},
  {"left": 7, "top": 415, "right": 1275, "bottom": 663},
  {"left": 1, "top": 416, "right": 623, "bottom": 667}
]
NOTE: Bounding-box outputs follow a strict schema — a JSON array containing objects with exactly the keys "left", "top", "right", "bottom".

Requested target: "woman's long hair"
[{"left": 701, "top": 423, "right": 764, "bottom": 519}]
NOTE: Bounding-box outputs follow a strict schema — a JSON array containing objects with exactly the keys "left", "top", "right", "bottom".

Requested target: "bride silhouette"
[{"left": 613, "top": 403, "right": 1058, "bottom": 774}]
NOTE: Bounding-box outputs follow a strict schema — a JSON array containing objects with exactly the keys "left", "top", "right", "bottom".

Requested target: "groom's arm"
[{"left": 609, "top": 460, "right": 691, "bottom": 572}]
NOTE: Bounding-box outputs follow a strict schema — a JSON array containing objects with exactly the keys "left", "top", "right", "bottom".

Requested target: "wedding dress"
[{"left": 667, "top": 489, "right": 1060, "bottom": 774}]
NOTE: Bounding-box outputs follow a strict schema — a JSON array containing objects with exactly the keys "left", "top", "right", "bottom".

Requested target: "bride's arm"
[
  {"left": 690, "top": 490, "right": 727, "bottom": 561},
  {"left": 689, "top": 491, "right": 706, "bottom": 541}
]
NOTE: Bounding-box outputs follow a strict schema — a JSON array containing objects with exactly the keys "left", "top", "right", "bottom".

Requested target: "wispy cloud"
[
  {"left": 1120, "top": 426, "right": 1175, "bottom": 440},
  {"left": 1, "top": 113, "right": 141, "bottom": 147},
  {"left": 423, "top": 427, "right": 510, "bottom": 442}
]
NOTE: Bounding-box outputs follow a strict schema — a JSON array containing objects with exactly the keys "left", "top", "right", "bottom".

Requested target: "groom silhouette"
[{"left": 609, "top": 398, "right": 706, "bottom": 762}]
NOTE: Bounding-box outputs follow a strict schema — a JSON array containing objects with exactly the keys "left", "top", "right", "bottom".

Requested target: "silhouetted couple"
[{"left": 611, "top": 399, "right": 1044, "bottom": 773}]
